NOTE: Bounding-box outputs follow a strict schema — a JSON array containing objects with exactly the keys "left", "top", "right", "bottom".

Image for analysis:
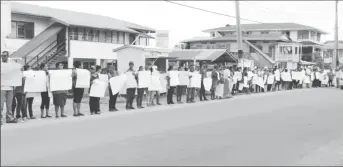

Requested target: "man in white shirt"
[{"left": 1, "top": 51, "right": 18, "bottom": 125}]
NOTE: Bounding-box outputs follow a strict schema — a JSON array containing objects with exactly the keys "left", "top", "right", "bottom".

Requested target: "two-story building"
[
  {"left": 2, "top": 2, "right": 156, "bottom": 69},
  {"left": 323, "top": 41, "right": 343, "bottom": 69},
  {"left": 181, "top": 23, "right": 328, "bottom": 69}
]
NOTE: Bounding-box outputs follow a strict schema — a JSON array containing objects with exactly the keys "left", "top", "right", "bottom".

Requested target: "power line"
[
  {"left": 164, "top": 0, "right": 286, "bottom": 30},
  {"left": 164, "top": 0, "right": 264, "bottom": 24}
]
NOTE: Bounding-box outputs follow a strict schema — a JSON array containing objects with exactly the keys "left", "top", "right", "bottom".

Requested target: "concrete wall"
[{"left": 69, "top": 40, "right": 122, "bottom": 60}]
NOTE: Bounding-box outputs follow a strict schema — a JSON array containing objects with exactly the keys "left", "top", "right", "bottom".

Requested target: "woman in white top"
[{"left": 266, "top": 70, "right": 275, "bottom": 92}]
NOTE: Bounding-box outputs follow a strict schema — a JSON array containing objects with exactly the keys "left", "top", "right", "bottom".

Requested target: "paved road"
[{"left": 1, "top": 88, "right": 343, "bottom": 166}]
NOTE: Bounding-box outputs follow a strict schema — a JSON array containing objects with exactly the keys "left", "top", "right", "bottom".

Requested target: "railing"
[
  {"left": 275, "top": 54, "right": 300, "bottom": 62},
  {"left": 26, "top": 40, "right": 66, "bottom": 67},
  {"left": 24, "top": 39, "right": 58, "bottom": 65}
]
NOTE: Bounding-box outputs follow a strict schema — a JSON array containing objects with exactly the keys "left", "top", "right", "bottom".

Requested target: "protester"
[
  {"left": 108, "top": 67, "right": 119, "bottom": 112},
  {"left": 148, "top": 65, "right": 161, "bottom": 106},
  {"left": 71, "top": 61, "right": 85, "bottom": 117},
  {"left": 242, "top": 68, "right": 250, "bottom": 94},
  {"left": 186, "top": 65, "right": 196, "bottom": 103},
  {"left": 176, "top": 65, "right": 186, "bottom": 103},
  {"left": 1, "top": 51, "right": 18, "bottom": 124},
  {"left": 211, "top": 65, "right": 219, "bottom": 100},
  {"left": 266, "top": 70, "right": 275, "bottom": 92},
  {"left": 166, "top": 65, "right": 176, "bottom": 104},
  {"left": 11, "top": 66, "right": 26, "bottom": 122},
  {"left": 336, "top": 68, "right": 341, "bottom": 88},
  {"left": 125, "top": 61, "right": 137, "bottom": 110},
  {"left": 274, "top": 67, "right": 281, "bottom": 91},
  {"left": 136, "top": 66, "right": 145, "bottom": 109},
  {"left": 24, "top": 65, "right": 37, "bottom": 120},
  {"left": 39, "top": 63, "right": 51, "bottom": 118},
  {"left": 199, "top": 64, "right": 209, "bottom": 101},
  {"left": 52, "top": 62, "right": 68, "bottom": 118},
  {"left": 222, "top": 66, "right": 232, "bottom": 99},
  {"left": 88, "top": 65, "right": 101, "bottom": 115},
  {"left": 328, "top": 69, "right": 335, "bottom": 87}
]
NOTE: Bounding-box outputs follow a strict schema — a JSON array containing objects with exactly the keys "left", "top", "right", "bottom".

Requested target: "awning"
[
  {"left": 170, "top": 49, "right": 237, "bottom": 63},
  {"left": 169, "top": 50, "right": 202, "bottom": 61},
  {"left": 10, "top": 23, "right": 64, "bottom": 58},
  {"left": 300, "top": 60, "right": 316, "bottom": 65}
]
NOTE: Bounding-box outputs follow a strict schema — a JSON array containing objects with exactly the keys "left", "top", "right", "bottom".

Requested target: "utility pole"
[
  {"left": 235, "top": 0, "right": 244, "bottom": 69},
  {"left": 333, "top": 0, "right": 339, "bottom": 70}
]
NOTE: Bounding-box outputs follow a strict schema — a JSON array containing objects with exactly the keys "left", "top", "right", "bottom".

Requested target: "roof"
[
  {"left": 203, "top": 23, "right": 328, "bottom": 34},
  {"left": 181, "top": 34, "right": 290, "bottom": 43},
  {"left": 324, "top": 41, "right": 343, "bottom": 50},
  {"left": 11, "top": 2, "right": 155, "bottom": 34},
  {"left": 169, "top": 49, "right": 237, "bottom": 62},
  {"left": 112, "top": 45, "right": 173, "bottom": 53}
]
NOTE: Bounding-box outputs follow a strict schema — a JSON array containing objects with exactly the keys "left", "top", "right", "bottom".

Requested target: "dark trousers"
[
  {"left": 328, "top": 79, "right": 333, "bottom": 87},
  {"left": 89, "top": 96, "right": 100, "bottom": 113},
  {"left": 167, "top": 86, "right": 175, "bottom": 104},
  {"left": 176, "top": 85, "right": 186, "bottom": 102},
  {"left": 267, "top": 84, "right": 273, "bottom": 92},
  {"left": 12, "top": 93, "right": 26, "bottom": 118},
  {"left": 136, "top": 88, "right": 145, "bottom": 107},
  {"left": 40, "top": 91, "right": 50, "bottom": 110},
  {"left": 187, "top": 87, "right": 195, "bottom": 102},
  {"left": 26, "top": 97, "right": 34, "bottom": 117},
  {"left": 126, "top": 88, "right": 136, "bottom": 108},
  {"left": 200, "top": 80, "right": 207, "bottom": 101},
  {"left": 108, "top": 89, "right": 118, "bottom": 110}
]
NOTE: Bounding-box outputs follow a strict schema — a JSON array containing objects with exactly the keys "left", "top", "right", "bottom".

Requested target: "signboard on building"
[{"left": 156, "top": 30, "right": 169, "bottom": 48}]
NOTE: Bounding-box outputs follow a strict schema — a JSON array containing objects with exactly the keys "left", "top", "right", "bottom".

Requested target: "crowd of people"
[{"left": 1, "top": 50, "right": 343, "bottom": 126}]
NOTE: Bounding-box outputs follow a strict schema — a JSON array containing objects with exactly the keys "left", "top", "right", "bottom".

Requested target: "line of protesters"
[{"left": 2, "top": 50, "right": 343, "bottom": 125}]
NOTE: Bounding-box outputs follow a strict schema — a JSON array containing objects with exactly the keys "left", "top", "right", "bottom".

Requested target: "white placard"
[
  {"left": 178, "top": 71, "right": 190, "bottom": 86},
  {"left": 160, "top": 74, "right": 168, "bottom": 93},
  {"left": 149, "top": 75, "right": 162, "bottom": 92},
  {"left": 99, "top": 74, "right": 109, "bottom": 83},
  {"left": 109, "top": 75, "right": 127, "bottom": 95},
  {"left": 75, "top": 69, "right": 91, "bottom": 88},
  {"left": 256, "top": 77, "right": 265, "bottom": 88},
  {"left": 49, "top": 70, "right": 72, "bottom": 91},
  {"left": 138, "top": 71, "right": 151, "bottom": 88},
  {"left": 168, "top": 71, "right": 179, "bottom": 86},
  {"left": 216, "top": 84, "right": 224, "bottom": 97},
  {"left": 24, "top": 71, "right": 47, "bottom": 93},
  {"left": 190, "top": 73, "right": 201, "bottom": 88},
  {"left": 203, "top": 78, "right": 212, "bottom": 91},
  {"left": 1, "top": 62, "right": 22, "bottom": 87},
  {"left": 89, "top": 79, "right": 107, "bottom": 97},
  {"left": 125, "top": 72, "right": 137, "bottom": 88}
]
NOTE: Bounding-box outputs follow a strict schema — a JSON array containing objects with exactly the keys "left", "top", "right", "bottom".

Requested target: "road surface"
[{"left": 1, "top": 88, "right": 343, "bottom": 166}]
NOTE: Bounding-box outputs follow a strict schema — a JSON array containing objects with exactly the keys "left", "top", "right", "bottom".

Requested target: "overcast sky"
[{"left": 20, "top": 1, "right": 343, "bottom": 48}]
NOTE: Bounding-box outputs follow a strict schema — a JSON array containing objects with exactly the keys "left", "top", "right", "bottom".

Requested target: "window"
[
  {"left": 99, "top": 30, "right": 106, "bottom": 42},
  {"left": 112, "top": 31, "right": 118, "bottom": 44},
  {"left": 9, "top": 21, "right": 34, "bottom": 39},
  {"left": 69, "top": 27, "right": 78, "bottom": 40},
  {"left": 105, "top": 31, "right": 112, "bottom": 43},
  {"left": 94, "top": 29, "right": 100, "bottom": 42},
  {"left": 118, "top": 32, "right": 124, "bottom": 44},
  {"left": 298, "top": 30, "right": 309, "bottom": 39},
  {"left": 78, "top": 27, "right": 86, "bottom": 40},
  {"left": 261, "top": 31, "right": 269, "bottom": 35}
]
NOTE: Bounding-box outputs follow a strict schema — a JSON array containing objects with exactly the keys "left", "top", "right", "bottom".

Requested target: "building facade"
[
  {"left": 2, "top": 2, "right": 155, "bottom": 69},
  {"left": 323, "top": 41, "right": 343, "bottom": 69},
  {"left": 181, "top": 23, "right": 327, "bottom": 69}
]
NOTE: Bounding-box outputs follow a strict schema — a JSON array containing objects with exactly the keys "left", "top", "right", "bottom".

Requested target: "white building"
[
  {"left": 181, "top": 23, "right": 328, "bottom": 69},
  {"left": 1, "top": 2, "right": 155, "bottom": 69}
]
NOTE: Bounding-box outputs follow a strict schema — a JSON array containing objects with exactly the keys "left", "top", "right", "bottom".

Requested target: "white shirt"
[
  {"left": 275, "top": 69, "right": 281, "bottom": 81},
  {"left": 267, "top": 74, "right": 275, "bottom": 84}
]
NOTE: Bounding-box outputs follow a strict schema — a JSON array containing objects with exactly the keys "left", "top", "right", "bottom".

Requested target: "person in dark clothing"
[
  {"left": 126, "top": 61, "right": 137, "bottom": 110},
  {"left": 136, "top": 66, "right": 145, "bottom": 109},
  {"left": 89, "top": 65, "right": 100, "bottom": 115},
  {"left": 108, "top": 67, "right": 119, "bottom": 112},
  {"left": 40, "top": 63, "right": 51, "bottom": 118},
  {"left": 52, "top": 62, "right": 68, "bottom": 118},
  {"left": 71, "top": 61, "right": 85, "bottom": 117},
  {"left": 211, "top": 65, "right": 219, "bottom": 100},
  {"left": 166, "top": 65, "right": 176, "bottom": 104}
]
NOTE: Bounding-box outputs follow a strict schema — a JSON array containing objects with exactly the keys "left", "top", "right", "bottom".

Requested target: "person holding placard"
[
  {"left": 148, "top": 66, "right": 162, "bottom": 106},
  {"left": 166, "top": 65, "right": 177, "bottom": 104},
  {"left": 266, "top": 70, "right": 275, "bottom": 92},
  {"left": 199, "top": 64, "right": 209, "bottom": 101},
  {"left": 89, "top": 65, "right": 101, "bottom": 115},
  {"left": 71, "top": 61, "right": 85, "bottom": 117},
  {"left": 39, "top": 63, "right": 52, "bottom": 118},
  {"left": 186, "top": 65, "right": 196, "bottom": 103},
  {"left": 125, "top": 61, "right": 138, "bottom": 110},
  {"left": 328, "top": 69, "right": 335, "bottom": 87},
  {"left": 274, "top": 67, "right": 281, "bottom": 91},
  {"left": 176, "top": 66, "right": 187, "bottom": 104},
  {"left": 1, "top": 51, "right": 18, "bottom": 124},
  {"left": 52, "top": 62, "right": 68, "bottom": 118},
  {"left": 136, "top": 66, "right": 146, "bottom": 109},
  {"left": 108, "top": 67, "right": 120, "bottom": 112},
  {"left": 11, "top": 66, "right": 27, "bottom": 122},
  {"left": 210, "top": 65, "right": 219, "bottom": 100},
  {"left": 23, "top": 65, "right": 37, "bottom": 120}
]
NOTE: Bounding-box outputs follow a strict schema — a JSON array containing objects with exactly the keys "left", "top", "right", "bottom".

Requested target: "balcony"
[{"left": 275, "top": 54, "right": 300, "bottom": 62}]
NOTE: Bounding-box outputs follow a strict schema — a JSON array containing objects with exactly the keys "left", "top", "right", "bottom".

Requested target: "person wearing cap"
[
  {"left": 125, "top": 61, "right": 138, "bottom": 110},
  {"left": 1, "top": 51, "right": 18, "bottom": 124}
]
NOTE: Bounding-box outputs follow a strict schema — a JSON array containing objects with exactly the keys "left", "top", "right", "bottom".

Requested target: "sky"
[{"left": 19, "top": 1, "right": 343, "bottom": 48}]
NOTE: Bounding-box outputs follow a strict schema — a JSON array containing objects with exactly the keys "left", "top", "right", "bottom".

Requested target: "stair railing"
[
  {"left": 24, "top": 39, "right": 57, "bottom": 65},
  {"left": 35, "top": 40, "right": 66, "bottom": 67},
  {"left": 26, "top": 40, "right": 66, "bottom": 67}
]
